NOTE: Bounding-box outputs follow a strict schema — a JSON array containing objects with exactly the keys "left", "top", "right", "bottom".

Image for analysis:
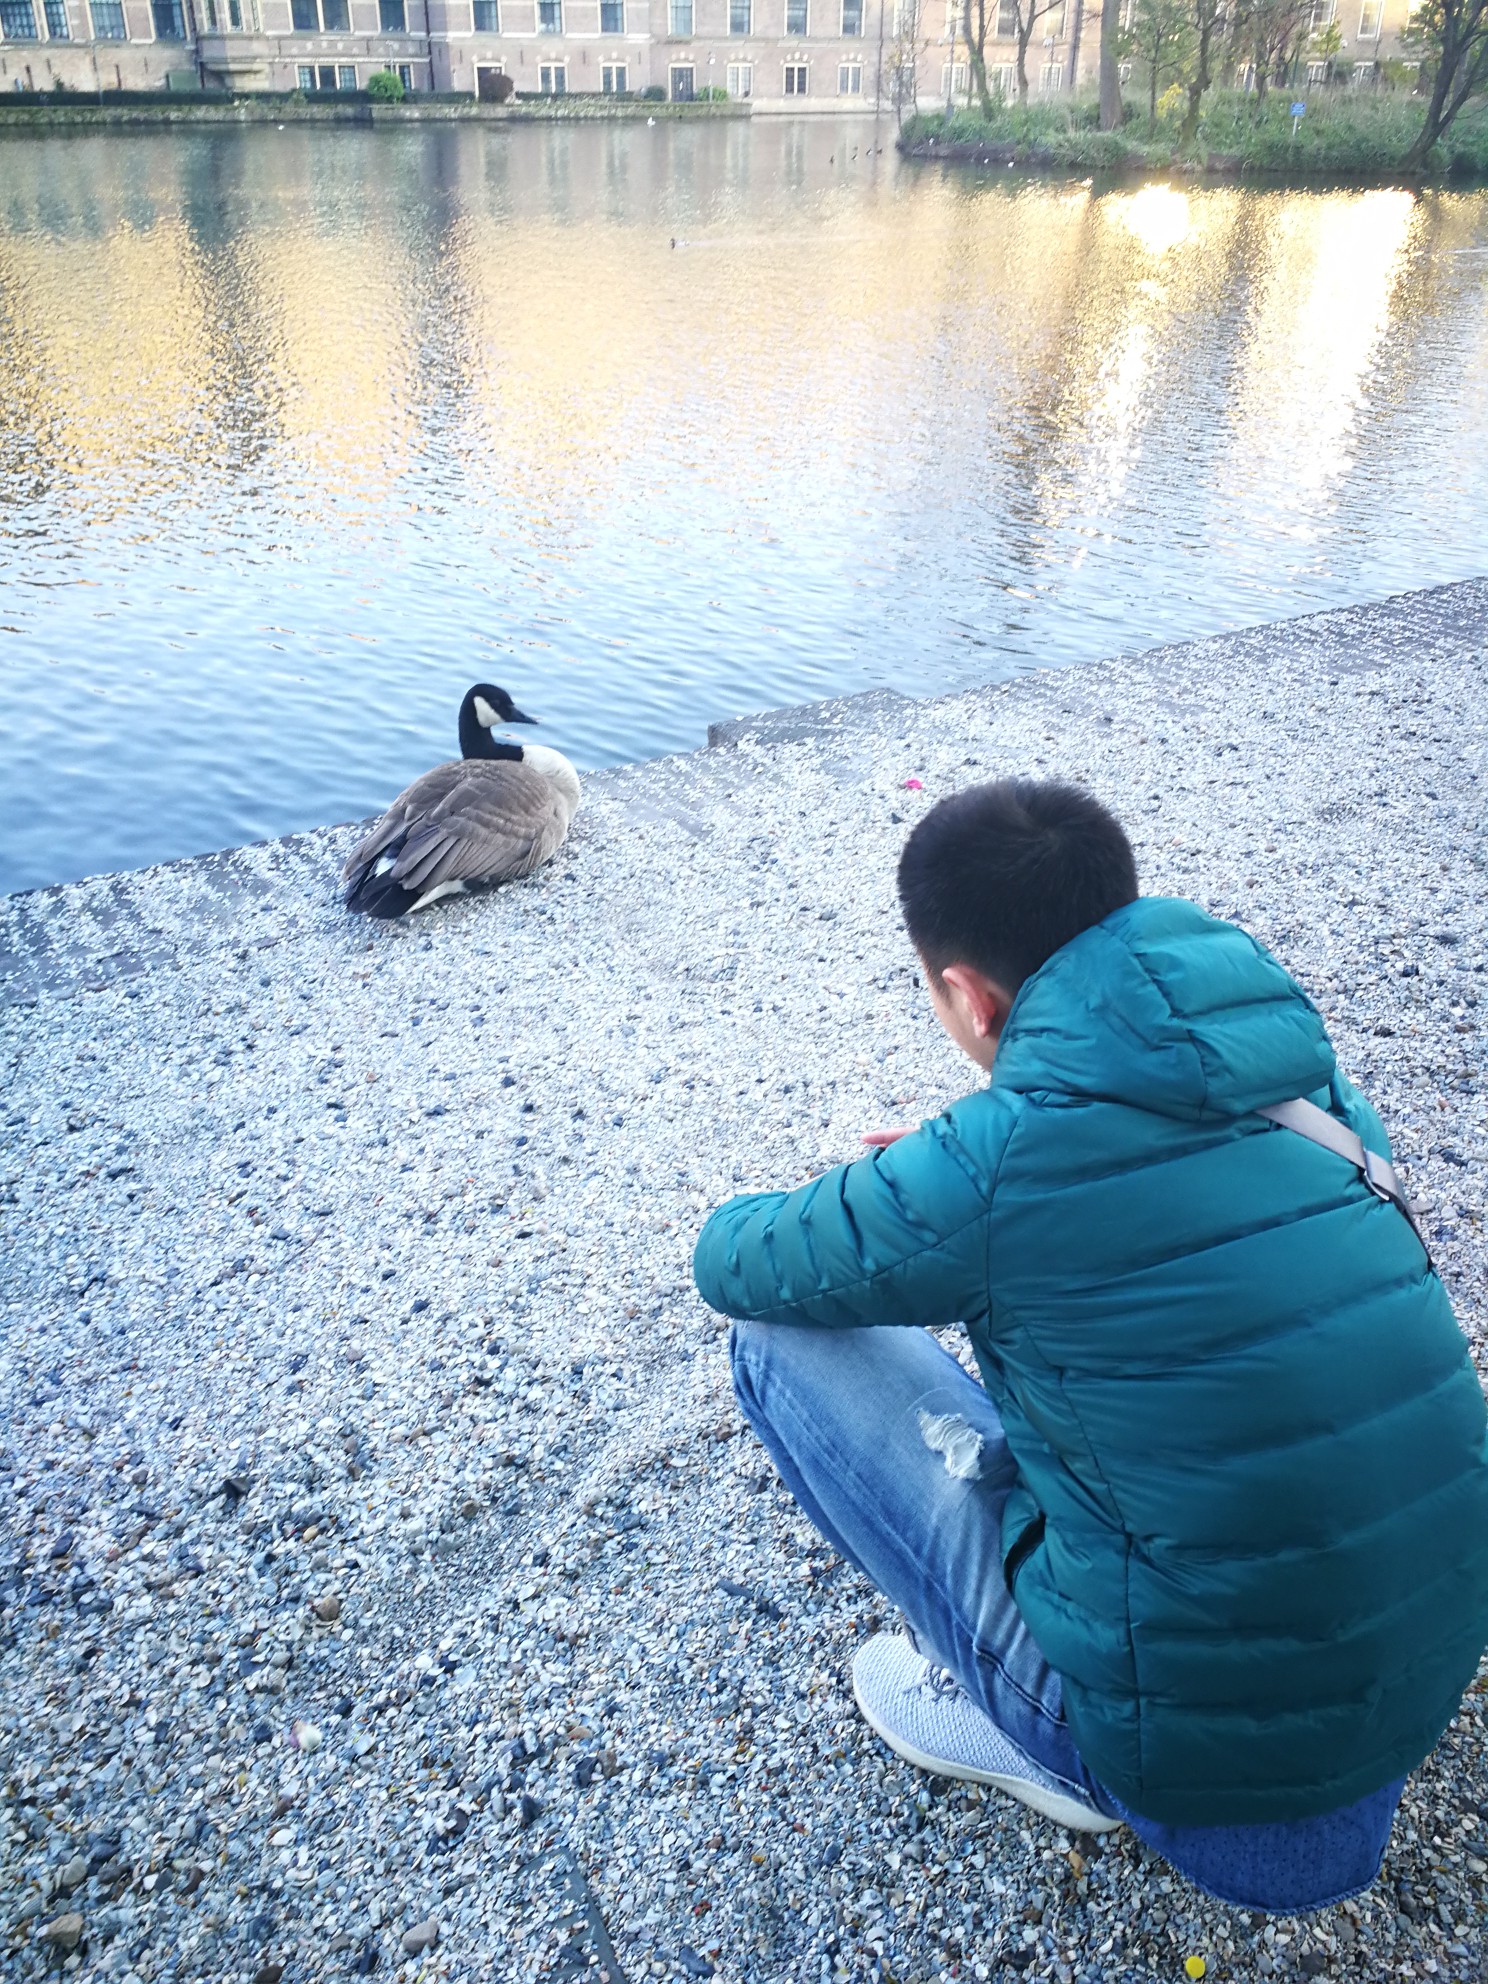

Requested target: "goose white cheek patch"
[{"left": 917, "top": 1409, "right": 984, "bottom": 1481}]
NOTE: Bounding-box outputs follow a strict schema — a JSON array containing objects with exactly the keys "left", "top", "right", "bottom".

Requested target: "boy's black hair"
[{"left": 897, "top": 778, "right": 1138, "bottom": 993}]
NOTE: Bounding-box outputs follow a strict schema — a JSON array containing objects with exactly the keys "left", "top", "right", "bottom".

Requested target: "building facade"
[{"left": 0, "top": 0, "right": 1426, "bottom": 108}]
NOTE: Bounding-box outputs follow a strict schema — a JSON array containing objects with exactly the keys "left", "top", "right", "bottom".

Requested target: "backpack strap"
[{"left": 1258, "top": 1097, "right": 1431, "bottom": 1263}]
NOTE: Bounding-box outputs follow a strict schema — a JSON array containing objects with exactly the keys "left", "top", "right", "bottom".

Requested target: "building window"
[
  {"left": 338, "top": 61, "right": 355, "bottom": 83},
  {"left": 1357, "top": 0, "right": 1380, "bottom": 30},
  {"left": 152, "top": 0, "right": 184, "bottom": 33},
  {"left": 995, "top": 0, "right": 1015, "bottom": 32},
  {"left": 670, "top": 60, "right": 694, "bottom": 94},
  {"left": 291, "top": 0, "right": 315, "bottom": 25},
  {"left": 43, "top": 0, "right": 67, "bottom": 34},
  {"left": 729, "top": 0, "right": 749, "bottom": 29},
  {"left": 601, "top": 59, "right": 626, "bottom": 88},
  {"left": 726, "top": 58, "right": 751, "bottom": 93},
  {"left": 379, "top": 0, "right": 405, "bottom": 27},
  {"left": 841, "top": 0, "right": 861, "bottom": 30},
  {"left": 322, "top": 0, "right": 349, "bottom": 26},
  {"left": 1305, "top": 56, "right": 1328, "bottom": 78},
  {"left": 538, "top": 0, "right": 561, "bottom": 25},
  {"left": 90, "top": 0, "right": 125, "bottom": 30},
  {"left": 0, "top": 0, "right": 37, "bottom": 34},
  {"left": 396, "top": 60, "right": 411, "bottom": 82},
  {"left": 785, "top": 0, "right": 806, "bottom": 28},
  {"left": 1039, "top": 58, "right": 1062, "bottom": 87},
  {"left": 783, "top": 60, "right": 806, "bottom": 91},
  {"left": 668, "top": 0, "right": 692, "bottom": 32},
  {"left": 837, "top": 59, "right": 861, "bottom": 90},
  {"left": 1307, "top": 0, "right": 1334, "bottom": 22},
  {"left": 297, "top": 62, "right": 314, "bottom": 84},
  {"left": 599, "top": 0, "right": 622, "bottom": 25},
  {"left": 940, "top": 57, "right": 966, "bottom": 93},
  {"left": 473, "top": 0, "right": 497, "bottom": 22},
  {"left": 538, "top": 59, "right": 566, "bottom": 89},
  {"left": 990, "top": 59, "right": 1014, "bottom": 89}
]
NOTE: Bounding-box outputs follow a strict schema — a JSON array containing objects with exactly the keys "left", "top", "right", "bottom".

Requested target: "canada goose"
[{"left": 342, "top": 684, "right": 581, "bottom": 919}]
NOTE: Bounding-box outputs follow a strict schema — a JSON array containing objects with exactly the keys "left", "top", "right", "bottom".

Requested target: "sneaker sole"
[{"left": 851, "top": 1667, "right": 1124, "bottom": 1834}]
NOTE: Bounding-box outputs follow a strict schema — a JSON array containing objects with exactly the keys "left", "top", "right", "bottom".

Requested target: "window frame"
[
  {"left": 785, "top": 0, "right": 806, "bottom": 30},
  {"left": 599, "top": 0, "right": 623, "bottom": 27},
  {"left": 726, "top": 57, "right": 751, "bottom": 95},
  {"left": 601, "top": 60, "right": 628, "bottom": 90},
  {"left": 729, "top": 0, "right": 750, "bottom": 31},
  {"left": 669, "top": 60, "right": 695, "bottom": 96},
  {"left": 668, "top": 0, "right": 693, "bottom": 34},
  {"left": 151, "top": 0, "right": 186, "bottom": 37},
  {"left": 783, "top": 59, "right": 807, "bottom": 93},
  {"left": 837, "top": 59, "right": 861, "bottom": 91},
  {"left": 472, "top": 0, "right": 498, "bottom": 25},
  {"left": 841, "top": 0, "right": 862, "bottom": 32},
  {"left": 378, "top": 0, "right": 406, "bottom": 30},
  {"left": 538, "top": 58, "right": 567, "bottom": 90},
  {"left": 0, "top": 0, "right": 37, "bottom": 36}
]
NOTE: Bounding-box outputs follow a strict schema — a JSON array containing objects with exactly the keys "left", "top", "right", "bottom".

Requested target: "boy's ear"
[{"left": 941, "top": 963, "right": 1016, "bottom": 1040}]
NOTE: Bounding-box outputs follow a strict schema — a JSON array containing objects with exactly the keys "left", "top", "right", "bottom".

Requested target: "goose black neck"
[{"left": 459, "top": 701, "right": 524, "bottom": 762}]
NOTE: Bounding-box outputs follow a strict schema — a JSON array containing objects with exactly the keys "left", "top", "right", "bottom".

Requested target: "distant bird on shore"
[{"left": 342, "top": 685, "right": 581, "bottom": 919}]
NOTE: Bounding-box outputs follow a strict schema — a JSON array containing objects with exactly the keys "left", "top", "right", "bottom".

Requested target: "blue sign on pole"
[{"left": 1290, "top": 101, "right": 1307, "bottom": 117}]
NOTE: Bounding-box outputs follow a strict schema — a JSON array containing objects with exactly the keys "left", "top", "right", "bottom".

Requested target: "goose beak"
[{"left": 506, "top": 707, "right": 539, "bottom": 725}]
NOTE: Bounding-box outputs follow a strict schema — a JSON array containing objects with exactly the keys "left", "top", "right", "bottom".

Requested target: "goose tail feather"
[{"left": 344, "top": 867, "right": 417, "bottom": 918}]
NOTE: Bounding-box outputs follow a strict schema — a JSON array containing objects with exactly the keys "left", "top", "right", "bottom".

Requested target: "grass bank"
[{"left": 899, "top": 88, "right": 1488, "bottom": 180}]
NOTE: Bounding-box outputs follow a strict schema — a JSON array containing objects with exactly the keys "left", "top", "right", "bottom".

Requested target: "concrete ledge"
[
  {"left": 2, "top": 574, "right": 1486, "bottom": 1978},
  {"left": 4, "top": 577, "right": 1488, "bottom": 1014}
]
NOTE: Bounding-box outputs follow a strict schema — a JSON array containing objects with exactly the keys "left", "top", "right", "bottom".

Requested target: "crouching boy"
[{"left": 693, "top": 779, "right": 1488, "bottom": 1913}]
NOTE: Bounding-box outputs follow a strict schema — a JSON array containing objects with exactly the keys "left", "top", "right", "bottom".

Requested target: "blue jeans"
[
  {"left": 730, "top": 1316, "right": 1121, "bottom": 1821},
  {"left": 730, "top": 1316, "right": 1405, "bottom": 1913}
]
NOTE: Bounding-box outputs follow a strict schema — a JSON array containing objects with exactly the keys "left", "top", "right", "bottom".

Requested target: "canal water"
[{"left": 1, "top": 120, "right": 1486, "bottom": 895}]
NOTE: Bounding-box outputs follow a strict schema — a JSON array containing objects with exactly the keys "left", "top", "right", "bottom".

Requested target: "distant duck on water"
[{"left": 342, "top": 684, "right": 581, "bottom": 919}]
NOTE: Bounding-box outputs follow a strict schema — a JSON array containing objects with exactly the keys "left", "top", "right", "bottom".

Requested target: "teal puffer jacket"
[{"left": 694, "top": 898, "right": 1488, "bottom": 1825}]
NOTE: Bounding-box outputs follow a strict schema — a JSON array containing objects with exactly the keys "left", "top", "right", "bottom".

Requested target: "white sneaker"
[{"left": 851, "top": 1632, "right": 1123, "bottom": 1834}]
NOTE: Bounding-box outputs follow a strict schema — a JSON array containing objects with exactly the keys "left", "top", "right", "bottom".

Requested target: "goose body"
[{"left": 342, "top": 685, "right": 581, "bottom": 919}]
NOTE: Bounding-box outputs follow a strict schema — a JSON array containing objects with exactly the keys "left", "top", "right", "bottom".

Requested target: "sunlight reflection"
[
  {"left": 1117, "top": 185, "right": 1195, "bottom": 258},
  {"left": 1226, "top": 189, "right": 1417, "bottom": 528}
]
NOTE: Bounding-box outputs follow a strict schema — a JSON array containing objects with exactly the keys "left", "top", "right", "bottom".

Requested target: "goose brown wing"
[
  {"left": 384, "top": 760, "right": 567, "bottom": 891},
  {"left": 341, "top": 759, "right": 468, "bottom": 885}
]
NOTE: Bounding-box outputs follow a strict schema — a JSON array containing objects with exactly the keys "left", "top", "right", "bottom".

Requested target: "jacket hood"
[{"left": 991, "top": 898, "right": 1335, "bottom": 1123}]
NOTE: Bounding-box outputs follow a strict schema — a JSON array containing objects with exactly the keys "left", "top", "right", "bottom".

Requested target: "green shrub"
[
  {"left": 694, "top": 84, "right": 729, "bottom": 101},
  {"left": 640, "top": 84, "right": 666, "bottom": 100},
  {"left": 366, "top": 69, "right": 405, "bottom": 102},
  {"left": 902, "top": 83, "right": 1485, "bottom": 177}
]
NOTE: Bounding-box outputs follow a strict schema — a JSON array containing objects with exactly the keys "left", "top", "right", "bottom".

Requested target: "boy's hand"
[{"left": 861, "top": 1127, "right": 915, "bottom": 1148}]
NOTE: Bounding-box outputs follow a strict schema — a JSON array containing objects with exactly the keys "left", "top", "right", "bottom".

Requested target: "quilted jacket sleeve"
[{"left": 692, "top": 1094, "right": 1016, "bottom": 1329}]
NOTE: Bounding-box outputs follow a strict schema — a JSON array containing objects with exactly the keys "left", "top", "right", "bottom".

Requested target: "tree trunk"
[
  {"left": 1178, "top": 10, "right": 1214, "bottom": 144},
  {"left": 1402, "top": 37, "right": 1457, "bottom": 164},
  {"left": 1098, "top": 0, "right": 1122, "bottom": 127},
  {"left": 1148, "top": 57, "right": 1158, "bottom": 126},
  {"left": 964, "top": 0, "right": 995, "bottom": 114},
  {"left": 1017, "top": 20, "right": 1032, "bottom": 100},
  {"left": 1067, "top": 0, "right": 1085, "bottom": 94}
]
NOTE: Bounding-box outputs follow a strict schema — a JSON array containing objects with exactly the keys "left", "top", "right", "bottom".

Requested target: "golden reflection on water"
[{"left": 1, "top": 140, "right": 1480, "bottom": 546}]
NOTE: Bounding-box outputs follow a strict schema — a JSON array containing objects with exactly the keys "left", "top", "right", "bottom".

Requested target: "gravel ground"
[{"left": 2, "top": 581, "right": 1487, "bottom": 1984}]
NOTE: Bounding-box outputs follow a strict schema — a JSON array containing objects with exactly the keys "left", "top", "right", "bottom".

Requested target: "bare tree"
[
  {"left": 963, "top": 0, "right": 999, "bottom": 114},
  {"left": 1099, "top": 0, "right": 1126, "bottom": 127},
  {"left": 1402, "top": 0, "right": 1488, "bottom": 164},
  {"left": 1178, "top": 0, "right": 1224, "bottom": 142},
  {"left": 888, "top": 0, "right": 924, "bottom": 123},
  {"left": 989, "top": 0, "right": 1075, "bottom": 101},
  {"left": 1120, "top": 0, "right": 1195, "bottom": 124},
  {"left": 1243, "top": 0, "right": 1311, "bottom": 104}
]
